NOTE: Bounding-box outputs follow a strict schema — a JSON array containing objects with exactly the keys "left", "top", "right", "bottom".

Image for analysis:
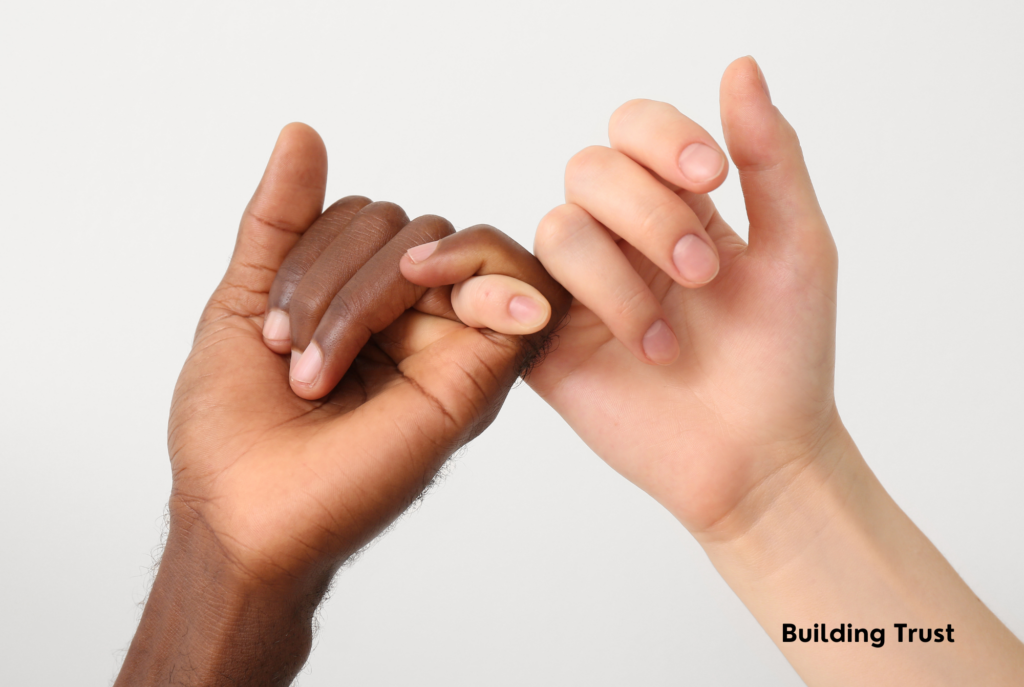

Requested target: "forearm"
[
  {"left": 693, "top": 427, "right": 1024, "bottom": 686},
  {"left": 115, "top": 513, "right": 323, "bottom": 687}
]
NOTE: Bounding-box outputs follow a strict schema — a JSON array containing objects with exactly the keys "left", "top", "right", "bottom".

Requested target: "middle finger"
[{"left": 565, "top": 145, "right": 720, "bottom": 287}]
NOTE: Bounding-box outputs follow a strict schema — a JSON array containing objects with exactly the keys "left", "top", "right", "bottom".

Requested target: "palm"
[
  {"left": 529, "top": 213, "right": 838, "bottom": 532},
  {"left": 163, "top": 125, "right": 563, "bottom": 585},
  {"left": 167, "top": 300, "right": 499, "bottom": 581}
]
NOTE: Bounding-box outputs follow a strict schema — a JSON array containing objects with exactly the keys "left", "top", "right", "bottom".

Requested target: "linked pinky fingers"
[{"left": 451, "top": 275, "right": 551, "bottom": 335}]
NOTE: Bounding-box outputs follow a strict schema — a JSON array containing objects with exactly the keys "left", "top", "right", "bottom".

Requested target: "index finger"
[{"left": 609, "top": 99, "right": 729, "bottom": 194}]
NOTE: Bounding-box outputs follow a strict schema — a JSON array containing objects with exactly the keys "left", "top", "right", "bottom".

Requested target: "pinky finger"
[{"left": 451, "top": 275, "right": 551, "bottom": 335}]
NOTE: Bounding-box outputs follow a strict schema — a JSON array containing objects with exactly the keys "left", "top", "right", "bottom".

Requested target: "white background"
[{"left": 2, "top": 1, "right": 1022, "bottom": 684}]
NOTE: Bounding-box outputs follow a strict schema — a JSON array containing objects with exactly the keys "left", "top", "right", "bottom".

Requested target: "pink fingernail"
[
  {"left": 290, "top": 343, "right": 323, "bottom": 386},
  {"left": 672, "top": 234, "right": 719, "bottom": 285},
  {"left": 406, "top": 240, "right": 439, "bottom": 264},
  {"left": 263, "top": 309, "right": 290, "bottom": 342},
  {"left": 678, "top": 143, "right": 725, "bottom": 184},
  {"left": 509, "top": 296, "right": 545, "bottom": 326},
  {"left": 642, "top": 320, "right": 679, "bottom": 365}
]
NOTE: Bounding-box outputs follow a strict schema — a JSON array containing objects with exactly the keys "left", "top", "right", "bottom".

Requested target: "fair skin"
[{"left": 512, "top": 56, "right": 1023, "bottom": 684}]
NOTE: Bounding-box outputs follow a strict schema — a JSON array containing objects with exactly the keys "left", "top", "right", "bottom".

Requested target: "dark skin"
[{"left": 115, "top": 123, "right": 568, "bottom": 686}]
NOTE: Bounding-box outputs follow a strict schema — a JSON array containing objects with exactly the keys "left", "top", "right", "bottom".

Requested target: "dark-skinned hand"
[{"left": 115, "top": 123, "right": 568, "bottom": 687}]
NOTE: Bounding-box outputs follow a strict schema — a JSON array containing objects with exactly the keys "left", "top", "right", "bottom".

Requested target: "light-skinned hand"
[
  {"left": 526, "top": 56, "right": 1024, "bottom": 686},
  {"left": 529, "top": 56, "right": 838, "bottom": 539}
]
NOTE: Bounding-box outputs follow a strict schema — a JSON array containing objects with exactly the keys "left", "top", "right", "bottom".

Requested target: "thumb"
[
  {"left": 399, "top": 326, "right": 526, "bottom": 445},
  {"left": 214, "top": 123, "right": 327, "bottom": 317},
  {"left": 310, "top": 328, "right": 524, "bottom": 515},
  {"left": 720, "top": 57, "right": 834, "bottom": 264}
]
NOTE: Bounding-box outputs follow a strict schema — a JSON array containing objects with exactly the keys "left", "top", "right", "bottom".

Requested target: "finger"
[
  {"left": 609, "top": 99, "right": 728, "bottom": 194},
  {"left": 450, "top": 275, "right": 551, "bottom": 334},
  {"left": 615, "top": 160, "right": 743, "bottom": 255},
  {"left": 262, "top": 195, "right": 372, "bottom": 352},
  {"left": 286, "top": 201, "right": 410, "bottom": 354},
  {"left": 316, "top": 323, "right": 524, "bottom": 495},
  {"left": 632, "top": 180, "right": 748, "bottom": 269},
  {"left": 676, "top": 189, "right": 748, "bottom": 268},
  {"left": 372, "top": 309, "right": 465, "bottom": 364},
  {"left": 411, "top": 286, "right": 457, "bottom": 321},
  {"left": 399, "top": 224, "right": 571, "bottom": 340},
  {"left": 564, "top": 145, "right": 720, "bottom": 287},
  {"left": 214, "top": 123, "right": 327, "bottom": 318},
  {"left": 720, "top": 56, "right": 834, "bottom": 266},
  {"left": 323, "top": 228, "right": 577, "bottom": 464},
  {"left": 533, "top": 204, "right": 679, "bottom": 365},
  {"left": 290, "top": 215, "right": 455, "bottom": 399}
]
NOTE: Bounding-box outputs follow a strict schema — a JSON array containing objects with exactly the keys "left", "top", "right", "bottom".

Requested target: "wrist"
[
  {"left": 688, "top": 419, "right": 871, "bottom": 580},
  {"left": 115, "top": 503, "right": 327, "bottom": 687},
  {"left": 687, "top": 421, "right": 1024, "bottom": 685}
]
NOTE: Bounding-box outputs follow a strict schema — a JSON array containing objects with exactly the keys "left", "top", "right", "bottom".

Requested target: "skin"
[
  {"left": 260, "top": 197, "right": 559, "bottom": 400},
  {"left": 116, "top": 57, "right": 1023, "bottom": 686},
  {"left": 114, "top": 123, "right": 568, "bottom": 686},
  {"left": 523, "top": 56, "right": 1024, "bottom": 685}
]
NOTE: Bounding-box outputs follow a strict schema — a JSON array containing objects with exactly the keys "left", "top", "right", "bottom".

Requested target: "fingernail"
[
  {"left": 263, "top": 309, "right": 290, "bottom": 342},
  {"left": 509, "top": 295, "right": 545, "bottom": 326},
  {"left": 406, "top": 240, "right": 439, "bottom": 264},
  {"left": 672, "top": 234, "right": 719, "bottom": 284},
  {"left": 290, "top": 343, "right": 323, "bottom": 386},
  {"left": 749, "top": 55, "right": 771, "bottom": 102},
  {"left": 642, "top": 319, "right": 679, "bottom": 365},
  {"left": 678, "top": 143, "right": 725, "bottom": 184}
]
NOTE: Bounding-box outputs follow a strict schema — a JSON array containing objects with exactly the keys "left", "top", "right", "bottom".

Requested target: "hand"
[
  {"left": 528, "top": 56, "right": 840, "bottom": 539},
  {"left": 171, "top": 127, "right": 566, "bottom": 583},
  {"left": 528, "top": 58, "right": 1024, "bottom": 686},
  {"left": 259, "top": 200, "right": 560, "bottom": 400},
  {"left": 117, "top": 123, "right": 568, "bottom": 686}
]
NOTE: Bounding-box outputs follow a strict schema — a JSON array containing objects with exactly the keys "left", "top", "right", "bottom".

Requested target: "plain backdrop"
[{"left": 2, "top": 1, "right": 1022, "bottom": 684}]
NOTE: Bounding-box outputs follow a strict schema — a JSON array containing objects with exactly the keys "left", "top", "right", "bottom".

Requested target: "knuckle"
[
  {"left": 284, "top": 287, "right": 321, "bottom": 325},
  {"left": 608, "top": 98, "right": 651, "bottom": 135},
  {"left": 324, "top": 195, "right": 371, "bottom": 212},
  {"left": 362, "top": 200, "right": 409, "bottom": 226},
  {"left": 811, "top": 227, "right": 839, "bottom": 270},
  {"left": 411, "top": 213, "right": 455, "bottom": 239},
  {"left": 534, "top": 205, "right": 590, "bottom": 257},
  {"left": 565, "top": 145, "right": 611, "bottom": 187},
  {"left": 314, "top": 296, "right": 366, "bottom": 352},
  {"left": 461, "top": 223, "right": 501, "bottom": 240},
  {"left": 271, "top": 264, "right": 304, "bottom": 294},
  {"left": 781, "top": 116, "right": 801, "bottom": 148},
  {"left": 636, "top": 197, "right": 687, "bottom": 243},
  {"left": 286, "top": 272, "right": 342, "bottom": 327},
  {"left": 244, "top": 207, "right": 305, "bottom": 235},
  {"left": 322, "top": 294, "right": 356, "bottom": 328},
  {"left": 459, "top": 224, "right": 512, "bottom": 251},
  {"left": 611, "top": 282, "right": 653, "bottom": 321}
]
